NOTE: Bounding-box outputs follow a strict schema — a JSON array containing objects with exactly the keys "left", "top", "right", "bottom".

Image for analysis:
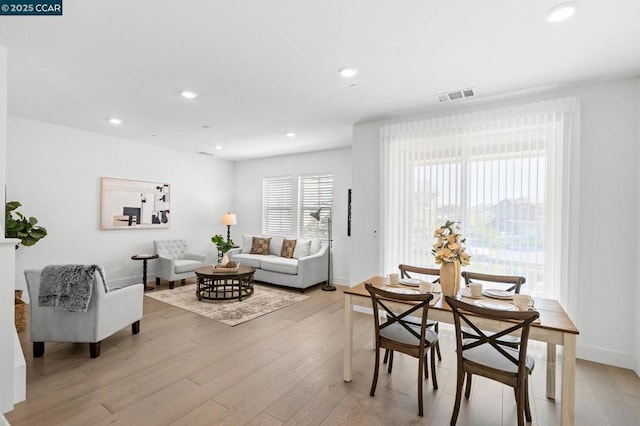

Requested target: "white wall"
[
  {"left": 636, "top": 81, "right": 640, "bottom": 377},
  {"left": 350, "top": 77, "right": 640, "bottom": 370},
  {"left": 234, "top": 148, "right": 352, "bottom": 285},
  {"left": 0, "top": 43, "right": 16, "bottom": 414},
  {"left": 7, "top": 115, "right": 235, "bottom": 296}
]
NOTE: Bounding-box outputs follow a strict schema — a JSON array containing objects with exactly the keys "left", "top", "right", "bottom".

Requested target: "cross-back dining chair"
[
  {"left": 461, "top": 271, "right": 527, "bottom": 348},
  {"left": 461, "top": 271, "right": 526, "bottom": 294},
  {"left": 445, "top": 296, "right": 539, "bottom": 426},
  {"left": 366, "top": 283, "right": 439, "bottom": 417},
  {"left": 396, "top": 264, "right": 442, "bottom": 361}
]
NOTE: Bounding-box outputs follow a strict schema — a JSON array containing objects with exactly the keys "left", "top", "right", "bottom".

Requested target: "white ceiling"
[{"left": 1, "top": 0, "right": 639, "bottom": 161}]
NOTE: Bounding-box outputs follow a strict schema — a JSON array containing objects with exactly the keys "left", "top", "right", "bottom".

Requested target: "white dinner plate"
[
  {"left": 399, "top": 278, "right": 421, "bottom": 287},
  {"left": 383, "top": 286, "right": 419, "bottom": 295},
  {"left": 473, "top": 300, "right": 518, "bottom": 311},
  {"left": 483, "top": 289, "right": 514, "bottom": 300}
]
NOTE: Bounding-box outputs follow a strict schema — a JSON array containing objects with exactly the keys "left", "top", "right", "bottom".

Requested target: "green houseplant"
[
  {"left": 211, "top": 234, "right": 234, "bottom": 265},
  {"left": 211, "top": 234, "right": 234, "bottom": 253},
  {"left": 5, "top": 201, "right": 48, "bottom": 248}
]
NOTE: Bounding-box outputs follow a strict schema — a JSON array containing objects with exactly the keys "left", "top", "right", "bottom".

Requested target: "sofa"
[{"left": 228, "top": 234, "right": 328, "bottom": 290}]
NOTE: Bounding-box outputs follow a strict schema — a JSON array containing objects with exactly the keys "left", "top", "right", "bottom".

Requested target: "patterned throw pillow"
[
  {"left": 251, "top": 236, "right": 271, "bottom": 255},
  {"left": 281, "top": 239, "right": 297, "bottom": 258}
]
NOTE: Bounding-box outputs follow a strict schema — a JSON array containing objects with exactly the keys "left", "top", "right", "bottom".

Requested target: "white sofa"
[{"left": 228, "top": 234, "right": 328, "bottom": 290}]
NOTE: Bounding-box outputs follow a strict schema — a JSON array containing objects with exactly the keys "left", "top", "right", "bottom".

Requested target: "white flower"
[{"left": 431, "top": 221, "right": 471, "bottom": 266}]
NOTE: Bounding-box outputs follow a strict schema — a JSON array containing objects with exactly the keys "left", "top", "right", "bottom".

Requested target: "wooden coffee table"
[{"left": 194, "top": 264, "right": 256, "bottom": 301}]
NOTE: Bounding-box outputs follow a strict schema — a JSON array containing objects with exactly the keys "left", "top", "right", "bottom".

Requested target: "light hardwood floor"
[{"left": 7, "top": 282, "right": 640, "bottom": 425}]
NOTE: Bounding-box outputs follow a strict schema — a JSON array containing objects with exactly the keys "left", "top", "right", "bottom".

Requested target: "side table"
[{"left": 131, "top": 254, "right": 159, "bottom": 291}]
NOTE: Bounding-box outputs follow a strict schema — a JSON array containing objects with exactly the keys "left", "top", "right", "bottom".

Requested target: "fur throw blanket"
[{"left": 39, "top": 265, "right": 108, "bottom": 312}]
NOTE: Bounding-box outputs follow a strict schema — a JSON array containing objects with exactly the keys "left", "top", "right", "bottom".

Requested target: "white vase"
[{"left": 220, "top": 251, "right": 229, "bottom": 265}]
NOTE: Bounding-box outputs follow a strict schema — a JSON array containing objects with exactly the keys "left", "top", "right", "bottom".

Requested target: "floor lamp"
[{"left": 310, "top": 207, "right": 336, "bottom": 291}]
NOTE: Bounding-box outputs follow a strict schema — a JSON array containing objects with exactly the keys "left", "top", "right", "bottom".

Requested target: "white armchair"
[
  {"left": 153, "top": 239, "right": 210, "bottom": 289},
  {"left": 24, "top": 267, "right": 143, "bottom": 358}
]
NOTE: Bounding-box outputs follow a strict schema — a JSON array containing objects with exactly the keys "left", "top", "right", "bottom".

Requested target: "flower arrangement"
[{"left": 432, "top": 220, "right": 470, "bottom": 266}]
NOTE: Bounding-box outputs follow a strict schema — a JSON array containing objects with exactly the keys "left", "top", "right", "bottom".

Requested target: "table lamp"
[
  {"left": 221, "top": 212, "right": 237, "bottom": 243},
  {"left": 310, "top": 206, "right": 336, "bottom": 291}
]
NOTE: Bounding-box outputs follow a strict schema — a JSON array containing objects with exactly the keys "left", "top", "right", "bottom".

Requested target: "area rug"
[{"left": 144, "top": 284, "right": 309, "bottom": 326}]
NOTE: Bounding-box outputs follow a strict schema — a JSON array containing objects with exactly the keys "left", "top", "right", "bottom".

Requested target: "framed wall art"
[{"left": 100, "top": 177, "right": 170, "bottom": 230}]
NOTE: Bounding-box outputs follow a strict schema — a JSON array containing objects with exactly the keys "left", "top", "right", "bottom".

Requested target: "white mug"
[
  {"left": 469, "top": 283, "right": 483, "bottom": 297},
  {"left": 388, "top": 273, "right": 400, "bottom": 285},
  {"left": 513, "top": 294, "right": 532, "bottom": 311}
]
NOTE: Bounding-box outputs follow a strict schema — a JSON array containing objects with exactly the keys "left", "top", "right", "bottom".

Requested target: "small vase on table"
[
  {"left": 220, "top": 251, "right": 230, "bottom": 266},
  {"left": 440, "top": 260, "right": 461, "bottom": 297}
]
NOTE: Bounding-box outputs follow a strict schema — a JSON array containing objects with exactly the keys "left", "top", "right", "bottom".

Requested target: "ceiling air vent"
[{"left": 436, "top": 88, "right": 475, "bottom": 102}]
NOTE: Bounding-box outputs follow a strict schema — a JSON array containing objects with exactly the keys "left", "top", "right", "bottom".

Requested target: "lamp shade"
[{"left": 221, "top": 212, "right": 237, "bottom": 226}]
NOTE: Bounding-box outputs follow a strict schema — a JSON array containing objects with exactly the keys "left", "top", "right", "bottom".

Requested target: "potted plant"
[
  {"left": 211, "top": 234, "right": 234, "bottom": 265},
  {"left": 5, "top": 201, "right": 48, "bottom": 249}
]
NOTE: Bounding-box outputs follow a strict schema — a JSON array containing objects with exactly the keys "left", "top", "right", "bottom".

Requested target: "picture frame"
[{"left": 100, "top": 177, "right": 170, "bottom": 230}]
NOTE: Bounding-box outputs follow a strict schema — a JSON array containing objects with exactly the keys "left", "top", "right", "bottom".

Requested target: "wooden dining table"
[{"left": 343, "top": 276, "right": 580, "bottom": 426}]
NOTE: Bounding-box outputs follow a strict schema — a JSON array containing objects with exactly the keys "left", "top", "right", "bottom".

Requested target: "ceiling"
[{"left": 1, "top": 0, "right": 639, "bottom": 161}]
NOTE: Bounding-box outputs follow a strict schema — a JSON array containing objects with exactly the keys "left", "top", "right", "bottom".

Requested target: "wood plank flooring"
[{"left": 7, "top": 282, "right": 640, "bottom": 425}]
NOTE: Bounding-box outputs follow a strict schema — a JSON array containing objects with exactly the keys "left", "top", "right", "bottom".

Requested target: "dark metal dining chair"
[
  {"left": 446, "top": 296, "right": 539, "bottom": 426},
  {"left": 366, "top": 283, "right": 439, "bottom": 417}
]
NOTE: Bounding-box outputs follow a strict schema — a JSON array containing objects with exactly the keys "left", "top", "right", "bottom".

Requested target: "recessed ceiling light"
[
  {"left": 338, "top": 67, "right": 359, "bottom": 78},
  {"left": 202, "top": 125, "right": 213, "bottom": 129},
  {"left": 180, "top": 90, "right": 198, "bottom": 99},
  {"left": 108, "top": 118, "right": 122, "bottom": 125},
  {"left": 350, "top": 84, "right": 359, "bottom": 89},
  {"left": 214, "top": 145, "right": 223, "bottom": 150},
  {"left": 285, "top": 132, "right": 296, "bottom": 138},
  {"left": 545, "top": 2, "right": 577, "bottom": 23}
]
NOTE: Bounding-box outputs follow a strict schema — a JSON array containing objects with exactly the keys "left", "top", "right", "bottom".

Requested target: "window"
[
  {"left": 298, "top": 173, "right": 334, "bottom": 239},
  {"left": 381, "top": 98, "right": 579, "bottom": 301},
  {"left": 262, "top": 176, "right": 293, "bottom": 236}
]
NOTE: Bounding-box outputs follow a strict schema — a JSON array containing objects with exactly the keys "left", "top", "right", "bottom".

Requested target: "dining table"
[{"left": 343, "top": 276, "right": 580, "bottom": 426}]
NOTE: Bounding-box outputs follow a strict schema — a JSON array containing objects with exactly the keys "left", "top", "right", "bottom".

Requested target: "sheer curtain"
[{"left": 380, "top": 98, "right": 579, "bottom": 301}]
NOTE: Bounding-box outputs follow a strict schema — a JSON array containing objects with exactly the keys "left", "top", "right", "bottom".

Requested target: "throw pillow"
[
  {"left": 281, "top": 239, "right": 297, "bottom": 258},
  {"left": 251, "top": 236, "right": 271, "bottom": 255},
  {"left": 293, "top": 238, "right": 312, "bottom": 259},
  {"left": 269, "top": 236, "right": 284, "bottom": 256}
]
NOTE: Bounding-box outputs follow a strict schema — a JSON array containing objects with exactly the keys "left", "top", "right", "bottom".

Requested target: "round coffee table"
[{"left": 195, "top": 264, "right": 256, "bottom": 301}]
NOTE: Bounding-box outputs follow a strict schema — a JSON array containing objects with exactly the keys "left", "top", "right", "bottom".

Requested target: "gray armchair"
[
  {"left": 154, "top": 239, "right": 210, "bottom": 289},
  {"left": 24, "top": 266, "right": 143, "bottom": 358}
]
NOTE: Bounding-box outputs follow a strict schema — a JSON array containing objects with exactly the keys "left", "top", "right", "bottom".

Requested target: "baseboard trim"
[{"left": 577, "top": 343, "right": 636, "bottom": 371}]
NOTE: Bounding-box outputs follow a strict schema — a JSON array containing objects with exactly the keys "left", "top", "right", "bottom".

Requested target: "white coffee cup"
[
  {"left": 513, "top": 294, "right": 532, "bottom": 311},
  {"left": 388, "top": 273, "right": 400, "bottom": 285},
  {"left": 469, "top": 283, "right": 483, "bottom": 297}
]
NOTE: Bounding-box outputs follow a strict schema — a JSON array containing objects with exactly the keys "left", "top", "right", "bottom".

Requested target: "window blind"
[
  {"left": 262, "top": 176, "right": 293, "bottom": 236},
  {"left": 298, "top": 173, "right": 334, "bottom": 239},
  {"left": 381, "top": 98, "right": 579, "bottom": 301}
]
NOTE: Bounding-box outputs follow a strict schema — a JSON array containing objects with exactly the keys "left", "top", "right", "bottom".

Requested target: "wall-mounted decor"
[
  {"left": 347, "top": 188, "right": 352, "bottom": 237},
  {"left": 100, "top": 177, "right": 170, "bottom": 230}
]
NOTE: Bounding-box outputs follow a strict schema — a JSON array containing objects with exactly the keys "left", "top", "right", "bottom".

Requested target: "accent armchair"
[
  {"left": 24, "top": 266, "right": 143, "bottom": 358},
  {"left": 154, "top": 239, "right": 210, "bottom": 289}
]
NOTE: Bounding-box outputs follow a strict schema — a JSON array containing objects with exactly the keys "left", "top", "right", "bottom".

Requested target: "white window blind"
[
  {"left": 298, "top": 173, "right": 334, "bottom": 239},
  {"left": 381, "top": 98, "right": 579, "bottom": 302},
  {"left": 262, "top": 176, "right": 293, "bottom": 236}
]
